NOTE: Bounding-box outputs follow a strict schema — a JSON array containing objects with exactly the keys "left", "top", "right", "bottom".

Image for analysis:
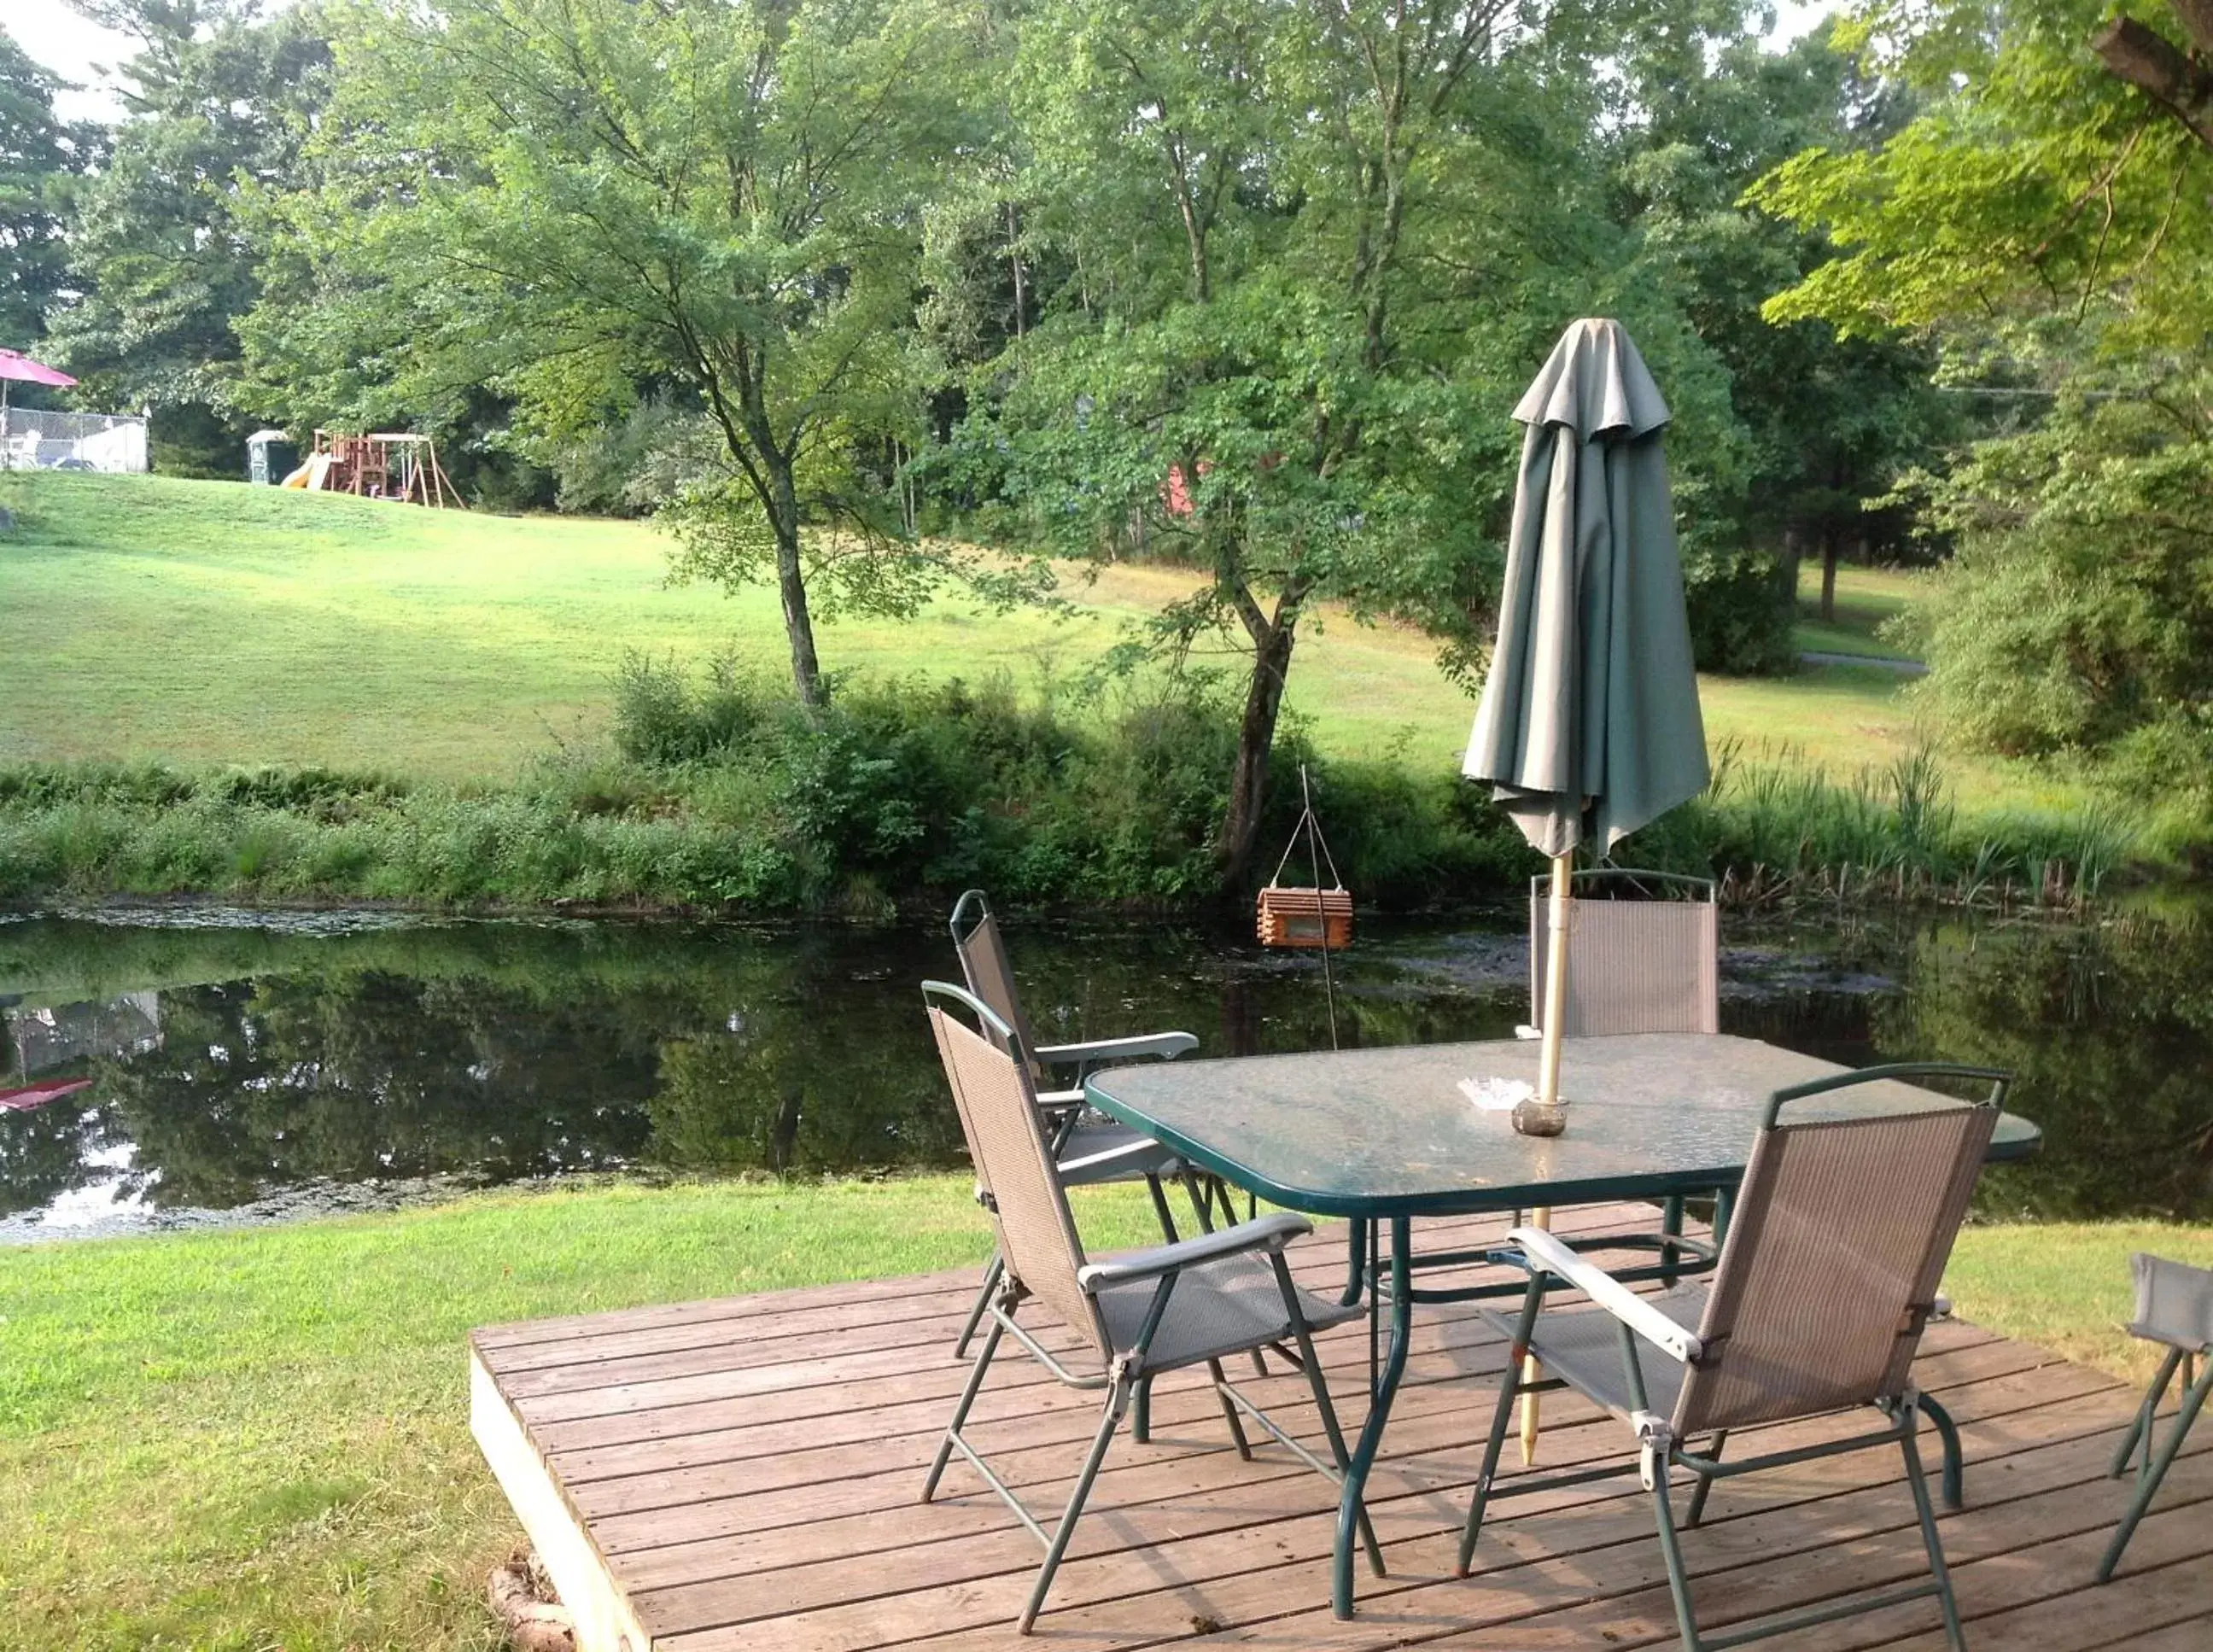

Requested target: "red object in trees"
[
  {"left": 0, "top": 1078, "right": 94, "bottom": 1112},
  {"left": 0, "top": 349, "right": 76, "bottom": 388}
]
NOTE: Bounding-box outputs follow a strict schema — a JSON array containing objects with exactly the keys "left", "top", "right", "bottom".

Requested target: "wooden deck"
[{"left": 468, "top": 1205, "right": 2213, "bottom": 1651}]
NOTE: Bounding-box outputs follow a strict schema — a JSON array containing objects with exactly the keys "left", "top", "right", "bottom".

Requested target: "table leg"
[
  {"left": 1340, "top": 1217, "right": 1368, "bottom": 1309},
  {"left": 1334, "top": 1215, "right": 1408, "bottom": 1618}
]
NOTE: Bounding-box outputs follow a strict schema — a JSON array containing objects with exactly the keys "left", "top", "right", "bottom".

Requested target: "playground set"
[{"left": 278, "top": 429, "right": 458, "bottom": 506}]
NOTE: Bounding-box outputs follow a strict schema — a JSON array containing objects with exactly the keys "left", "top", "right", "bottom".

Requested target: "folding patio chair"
[
  {"left": 920, "top": 980, "right": 1381, "bottom": 1632},
  {"left": 1521, "top": 867, "right": 1719, "bottom": 1036},
  {"left": 952, "top": 889, "right": 1199, "bottom": 1100},
  {"left": 2097, "top": 1251, "right": 2213, "bottom": 1582},
  {"left": 1381, "top": 871, "right": 1725, "bottom": 1303},
  {"left": 949, "top": 890, "right": 1214, "bottom": 1357},
  {"left": 1516, "top": 866, "right": 1722, "bottom": 1257},
  {"left": 1458, "top": 1062, "right": 2012, "bottom": 1651}
]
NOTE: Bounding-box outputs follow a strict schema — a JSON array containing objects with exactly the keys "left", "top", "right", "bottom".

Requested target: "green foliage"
[
  {"left": 1899, "top": 390, "right": 2213, "bottom": 787},
  {"left": 0, "top": 25, "right": 93, "bottom": 353},
  {"left": 1752, "top": 0, "right": 2212, "bottom": 355},
  {"left": 44, "top": 1, "right": 331, "bottom": 464},
  {"left": 0, "top": 667, "right": 1536, "bottom": 910},
  {"left": 246, "top": 0, "right": 1001, "bottom": 700},
  {"left": 1625, "top": 741, "right": 2135, "bottom": 905}
]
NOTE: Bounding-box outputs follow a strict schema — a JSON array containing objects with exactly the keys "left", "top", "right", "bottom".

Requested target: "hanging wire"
[{"left": 1291, "top": 763, "right": 1340, "bottom": 1051}]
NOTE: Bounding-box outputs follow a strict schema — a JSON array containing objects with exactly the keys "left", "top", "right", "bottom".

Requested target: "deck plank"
[{"left": 470, "top": 1216, "right": 2213, "bottom": 1652}]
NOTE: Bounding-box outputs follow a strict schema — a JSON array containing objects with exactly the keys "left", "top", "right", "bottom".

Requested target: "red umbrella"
[
  {"left": 0, "top": 349, "right": 76, "bottom": 388},
  {"left": 0, "top": 348, "right": 78, "bottom": 465}
]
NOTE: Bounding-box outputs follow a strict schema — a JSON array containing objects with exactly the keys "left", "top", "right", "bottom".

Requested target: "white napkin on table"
[{"left": 1460, "top": 1076, "right": 1534, "bottom": 1113}]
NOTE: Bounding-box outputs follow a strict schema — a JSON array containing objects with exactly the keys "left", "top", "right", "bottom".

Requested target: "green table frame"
[{"left": 1085, "top": 1031, "right": 2041, "bottom": 1620}]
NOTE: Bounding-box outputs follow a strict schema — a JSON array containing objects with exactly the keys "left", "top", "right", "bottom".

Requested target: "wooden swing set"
[{"left": 283, "top": 429, "right": 459, "bottom": 507}]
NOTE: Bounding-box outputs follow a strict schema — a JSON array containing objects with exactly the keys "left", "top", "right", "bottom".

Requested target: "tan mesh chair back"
[
  {"left": 1528, "top": 870, "right": 1718, "bottom": 1036},
  {"left": 951, "top": 890, "right": 1046, "bottom": 1073},
  {"left": 927, "top": 993, "right": 1109, "bottom": 1357},
  {"left": 928, "top": 1003, "right": 1000, "bottom": 1211},
  {"left": 1676, "top": 1084, "right": 1999, "bottom": 1436}
]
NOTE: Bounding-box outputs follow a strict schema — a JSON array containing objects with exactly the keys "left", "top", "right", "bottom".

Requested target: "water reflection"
[{"left": 1, "top": 903, "right": 2210, "bottom": 1237}]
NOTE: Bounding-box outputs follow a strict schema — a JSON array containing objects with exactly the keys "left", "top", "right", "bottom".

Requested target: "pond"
[{"left": 2, "top": 900, "right": 2208, "bottom": 1240}]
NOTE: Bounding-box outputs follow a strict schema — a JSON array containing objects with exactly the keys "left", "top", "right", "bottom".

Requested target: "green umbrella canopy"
[{"left": 1463, "top": 318, "right": 1709, "bottom": 858}]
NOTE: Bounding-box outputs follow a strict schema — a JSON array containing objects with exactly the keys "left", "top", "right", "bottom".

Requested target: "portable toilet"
[{"left": 246, "top": 429, "right": 296, "bottom": 485}]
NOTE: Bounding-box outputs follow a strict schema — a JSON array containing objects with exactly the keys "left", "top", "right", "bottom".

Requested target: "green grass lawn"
[
  {"left": 0, "top": 1178, "right": 2198, "bottom": 1651},
  {"left": 0, "top": 471, "right": 2080, "bottom": 818},
  {"left": 1794, "top": 561, "right": 1924, "bottom": 661}
]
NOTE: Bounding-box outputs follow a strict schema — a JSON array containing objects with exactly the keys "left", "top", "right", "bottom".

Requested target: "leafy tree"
[
  {"left": 1751, "top": 0, "right": 2213, "bottom": 812},
  {"left": 255, "top": 0, "right": 1000, "bottom": 709},
  {"left": 0, "top": 26, "right": 95, "bottom": 356},
  {"left": 48, "top": 2, "right": 330, "bottom": 473},
  {"left": 1619, "top": 25, "right": 1953, "bottom": 639},
  {"left": 958, "top": 0, "right": 1630, "bottom": 884}
]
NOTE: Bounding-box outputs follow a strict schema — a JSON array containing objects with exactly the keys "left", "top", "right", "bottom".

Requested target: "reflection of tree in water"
[
  {"left": 645, "top": 937, "right": 965, "bottom": 1174},
  {"left": 0, "top": 1103, "right": 106, "bottom": 1217},
  {"left": 68, "top": 905, "right": 2189, "bottom": 1224},
  {"left": 98, "top": 973, "right": 668, "bottom": 1208},
  {"left": 1878, "top": 914, "right": 2213, "bottom": 1220}
]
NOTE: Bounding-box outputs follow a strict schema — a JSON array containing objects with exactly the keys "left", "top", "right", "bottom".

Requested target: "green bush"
[{"left": 0, "top": 685, "right": 2139, "bottom": 913}]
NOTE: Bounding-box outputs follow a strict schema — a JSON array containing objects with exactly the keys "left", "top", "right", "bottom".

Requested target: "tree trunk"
[
  {"left": 1219, "top": 615, "right": 1297, "bottom": 889},
  {"left": 769, "top": 464, "right": 826, "bottom": 709},
  {"left": 1819, "top": 529, "right": 1839, "bottom": 624}
]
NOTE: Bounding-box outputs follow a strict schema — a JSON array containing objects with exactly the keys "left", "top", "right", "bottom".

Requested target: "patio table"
[{"left": 1084, "top": 1030, "right": 2041, "bottom": 1619}]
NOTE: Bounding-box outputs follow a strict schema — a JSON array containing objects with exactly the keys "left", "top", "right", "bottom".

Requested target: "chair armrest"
[
  {"left": 1033, "top": 1088, "right": 1086, "bottom": 1113},
  {"left": 1507, "top": 1225, "right": 1703, "bottom": 1363},
  {"left": 1077, "top": 1211, "right": 1311, "bottom": 1292},
  {"left": 1035, "top": 1030, "right": 1200, "bottom": 1068},
  {"left": 1056, "top": 1135, "right": 1178, "bottom": 1179}
]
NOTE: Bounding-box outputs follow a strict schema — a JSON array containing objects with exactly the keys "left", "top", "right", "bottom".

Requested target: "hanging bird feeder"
[{"left": 1256, "top": 768, "right": 1353, "bottom": 950}]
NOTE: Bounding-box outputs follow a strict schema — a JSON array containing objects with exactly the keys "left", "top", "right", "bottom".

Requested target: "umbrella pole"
[{"left": 1521, "top": 849, "right": 1574, "bottom": 1463}]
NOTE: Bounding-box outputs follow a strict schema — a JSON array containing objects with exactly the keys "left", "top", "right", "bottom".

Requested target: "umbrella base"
[{"left": 1512, "top": 1098, "right": 1570, "bottom": 1138}]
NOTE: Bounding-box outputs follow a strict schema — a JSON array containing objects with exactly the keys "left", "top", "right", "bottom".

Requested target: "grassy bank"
[
  {"left": 0, "top": 470, "right": 2085, "bottom": 814},
  {"left": 0, "top": 721, "right": 2136, "bottom": 914},
  {"left": 0, "top": 1176, "right": 2201, "bottom": 1650},
  {"left": 0, "top": 470, "right": 2146, "bottom": 910}
]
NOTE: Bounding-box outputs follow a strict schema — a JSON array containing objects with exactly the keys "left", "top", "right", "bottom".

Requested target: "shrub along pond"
[{"left": 2, "top": 899, "right": 2208, "bottom": 1239}]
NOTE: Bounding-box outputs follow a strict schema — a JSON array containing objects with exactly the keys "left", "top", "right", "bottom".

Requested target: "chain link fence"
[{"left": 0, "top": 407, "right": 150, "bottom": 473}]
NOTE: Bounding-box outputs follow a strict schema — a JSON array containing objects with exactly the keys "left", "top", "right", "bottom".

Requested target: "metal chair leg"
[
  {"left": 924, "top": 1317, "right": 1003, "bottom": 1502},
  {"left": 955, "top": 1254, "right": 1003, "bottom": 1360},
  {"left": 1017, "top": 1385, "right": 1129, "bottom": 1633},
  {"left": 1649, "top": 1455, "right": 1708, "bottom": 1652},
  {"left": 2111, "top": 1346, "right": 2183, "bottom": 1480},
  {"left": 1901, "top": 1410, "right": 1967, "bottom": 1651},
  {"left": 1207, "top": 1357, "right": 1253, "bottom": 1459},
  {"left": 1919, "top": 1390, "right": 1967, "bottom": 1510},
  {"left": 1274, "top": 1256, "right": 1383, "bottom": 1576},
  {"left": 2099, "top": 1354, "right": 2213, "bottom": 1583},
  {"left": 1458, "top": 1284, "right": 1544, "bottom": 1576},
  {"left": 1182, "top": 1171, "right": 1216, "bottom": 1235},
  {"left": 1132, "top": 1375, "right": 1152, "bottom": 1443},
  {"left": 1685, "top": 1430, "right": 1726, "bottom": 1528},
  {"left": 1143, "top": 1173, "right": 1181, "bottom": 1243}
]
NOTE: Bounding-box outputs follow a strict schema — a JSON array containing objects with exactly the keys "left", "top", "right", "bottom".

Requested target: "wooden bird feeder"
[
  {"left": 1255, "top": 884, "right": 1353, "bottom": 949},
  {"left": 1256, "top": 767, "right": 1353, "bottom": 950}
]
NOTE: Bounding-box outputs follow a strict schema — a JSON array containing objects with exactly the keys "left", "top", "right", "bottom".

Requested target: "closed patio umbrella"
[
  {"left": 0, "top": 348, "right": 79, "bottom": 468},
  {"left": 1463, "top": 317, "right": 1709, "bottom": 1456}
]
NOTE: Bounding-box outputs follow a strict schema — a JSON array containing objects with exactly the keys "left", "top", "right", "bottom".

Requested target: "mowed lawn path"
[{"left": 0, "top": 471, "right": 2076, "bottom": 811}]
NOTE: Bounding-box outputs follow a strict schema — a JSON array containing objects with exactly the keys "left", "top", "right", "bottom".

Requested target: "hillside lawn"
[
  {"left": 1794, "top": 559, "right": 1923, "bottom": 662},
  {"left": 0, "top": 471, "right": 2089, "bottom": 820},
  {"left": 0, "top": 1175, "right": 2201, "bottom": 1651}
]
